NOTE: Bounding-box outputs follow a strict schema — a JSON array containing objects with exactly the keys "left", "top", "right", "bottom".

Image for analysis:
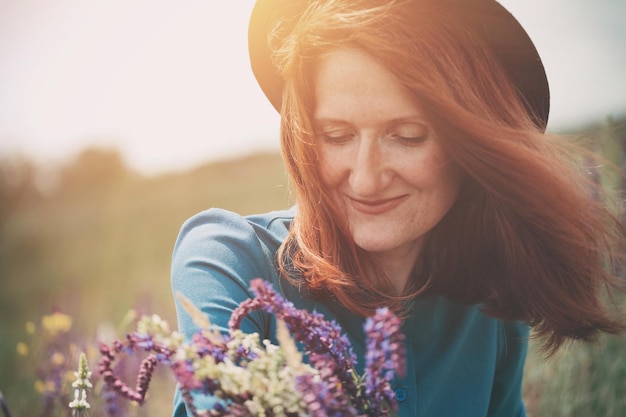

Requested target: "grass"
[{"left": 524, "top": 331, "right": 626, "bottom": 417}]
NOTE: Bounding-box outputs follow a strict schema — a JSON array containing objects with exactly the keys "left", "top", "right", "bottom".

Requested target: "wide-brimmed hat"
[{"left": 248, "top": 0, "right": 550, "bottom": 129}]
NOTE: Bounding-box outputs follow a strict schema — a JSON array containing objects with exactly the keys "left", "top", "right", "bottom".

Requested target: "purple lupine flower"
[
  {"left": 296, "top": 373, "right": 331, "bottom": 417},
  {"left": 296, "top": 367, "right": 359, "bottom": 417},
  {"left": 171, "top": 360, "right": 203, "bottom": 391},
  {"left": 101, "top": 384, "right": 123, "bottom": 417},
  {"left": 363, "top": 307, "right": 406, "bottom": 416},
  {"left": 98, "top": 331, "right": 174, "bottom": 406},
  {"left": 98, "top": 343, "right": 143, "bottom": 404},
  {"left": 192, "top": 332, "right": 229, "bottom": 363},
  {"left": 98, "top": 279, "right": 406, "bottom": 417},
  {"left": 230, "top": 279, "right": 361, "bottom": 402},
  {"left": 228, "top": 294, "right": 266, "bottom": 331},
  {"left": 169, "top": 362, "right": 201, "bottom": 417},
  {"left": 135, "top": 355, "right": 157, "bottom": 402},
  {"left": 132, "top": 333, "right": 155, "bottom": 351}
]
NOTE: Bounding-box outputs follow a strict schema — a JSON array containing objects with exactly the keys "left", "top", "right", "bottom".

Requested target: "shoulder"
[
  {"left": 175, "top": 207, "right": 294, "bottom": 247},
  {"left": 173, "top": 207, "right": 294, "bottom": 264},
  {"left": 171, "top": 207, "right": 296, "bottom": 336},
  {"left": 172, "top": 206, "right": 295, "bottom": 280}
]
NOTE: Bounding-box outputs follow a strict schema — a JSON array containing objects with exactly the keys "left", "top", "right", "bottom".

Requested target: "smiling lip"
[{"left": 349, "top": 195, "right": 407, "bottom": 215}]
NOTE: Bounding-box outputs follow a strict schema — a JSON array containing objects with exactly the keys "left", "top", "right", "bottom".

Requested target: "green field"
[
  {"left": 0, "top": 151, "right": 294, "bottom": 416},
  {"left": 0, "top": 117, "right": 624, "bottom": 416}
]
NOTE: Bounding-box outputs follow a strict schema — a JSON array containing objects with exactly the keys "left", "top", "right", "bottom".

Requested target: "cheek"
[
  {"left": 317, "top": 149, "right": 345, "bottom": 187},
  {"left": 407, "top": 154, "right": 462, "bottom": 199},
  {"left": 434, "top": 160, "right": 463, "bottom": 205}
]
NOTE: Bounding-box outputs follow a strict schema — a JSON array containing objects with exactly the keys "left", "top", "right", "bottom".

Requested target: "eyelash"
[
  {"left": 392, "top": 134, "right": 428, "bottom": 145},
  {"left": 317, "top": 132, "right": 429, "bottom": 146},
  {"left": 319, "top": 133, "right": 354, "bottom": 145}
]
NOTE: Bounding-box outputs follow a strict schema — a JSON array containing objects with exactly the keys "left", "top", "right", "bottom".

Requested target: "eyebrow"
[
  {"left": 312, "top": 118, "right": 351, "bottom": 127},
  {"left": 313, "top": 116, "right": 429, "bottom": 127}
]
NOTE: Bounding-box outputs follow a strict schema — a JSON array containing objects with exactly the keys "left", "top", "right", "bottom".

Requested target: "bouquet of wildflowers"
[{"left": 97, "top": 279, "right": 406, "bottom": 417}]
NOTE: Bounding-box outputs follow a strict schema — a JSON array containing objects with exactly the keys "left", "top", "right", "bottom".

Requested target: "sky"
[{"left": 0, "top": 0, "right": 625, "bottom": 175}]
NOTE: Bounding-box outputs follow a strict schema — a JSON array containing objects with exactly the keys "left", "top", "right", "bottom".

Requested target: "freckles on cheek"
[
  {"left": 317, "top": 155, "right": 341, "bottom": 187},
  {"left": 423, "top": 153, "right": 455, "bottom": 178}
]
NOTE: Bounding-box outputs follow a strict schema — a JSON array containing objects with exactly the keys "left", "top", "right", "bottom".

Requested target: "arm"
[{"left": 170, "top": 208, "right": 281, "bottom": 416}]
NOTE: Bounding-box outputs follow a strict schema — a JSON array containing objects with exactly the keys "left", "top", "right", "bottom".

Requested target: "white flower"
[
  {"left": 68, "top": 352, "right": 92, "bottom": 415},
  {"left": 68, "top": 388, "right": 90, "bottom": 410}
]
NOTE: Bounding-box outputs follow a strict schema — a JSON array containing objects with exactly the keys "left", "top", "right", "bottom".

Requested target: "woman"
[{"left": 171, "top": 0, "right": 625, "bottom": 415}]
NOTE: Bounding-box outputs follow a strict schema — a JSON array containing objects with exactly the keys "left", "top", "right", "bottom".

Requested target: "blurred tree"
[
  {"left": 0, "top": 155, "right": 40, "bottom": 230},
  {"left": 57, "top": 147, "right": 131, "bottom": 198}
]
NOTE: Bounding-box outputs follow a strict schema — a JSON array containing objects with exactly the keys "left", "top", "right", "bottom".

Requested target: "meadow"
[{"left": 0, "top": 116, "right": 624, "bottom": 416}]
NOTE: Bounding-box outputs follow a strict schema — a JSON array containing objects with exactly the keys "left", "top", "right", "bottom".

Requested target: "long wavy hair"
[{"left": 272, "top": 0, "right": 625, "bottom": 353}]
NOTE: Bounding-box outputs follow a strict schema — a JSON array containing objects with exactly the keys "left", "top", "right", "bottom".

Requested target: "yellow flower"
[
  {"left": 65, "top": 370, "right": 76, "bottom": 385},
  {"left": 41, "top": 312, "right": 73, "bottom": 336},
  {"left": 16, "top": 342, "right": 29, "bottom": 356},
  {"left": 34, "top": 380, "right": 46, "bottom": 394},
  {"left": 25, "top": 321, "right": 36, "bottom": 334},
  {"left": 86, "top": 345, "right": 100, "bottom": 363},
  {"left": 34, "top": 379, "right": 56, "bottom": 394},
  {"left": 51, "top": 352, "right": 65, "bottom": 366}
]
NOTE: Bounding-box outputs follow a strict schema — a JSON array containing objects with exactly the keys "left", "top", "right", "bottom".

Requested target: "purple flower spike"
[
  {"left": 229, "top": 279, "right": 360, "bottom": 400},
  {"left": 363, "top": 307, "right": 406, "bottom": 416},
  {"left": 296, "top": 368, "right": 359, "bottom": 417},
  {"left": 98, "top": 328, "right": 176, "bottom": 406},
  {"left": 98, "top": 279, "right": 407, "bottom": 417}
]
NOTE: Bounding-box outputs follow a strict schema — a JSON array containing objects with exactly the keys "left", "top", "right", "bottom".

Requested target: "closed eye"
[
  {"left": 391, "top": 134, "right": 428, "bottom": 146},
  {"left": 388, "top": 121, "right": 430, "bottom": 146},
  {"left": 318, "top": 133, "right": 354, "bottom": 145}
]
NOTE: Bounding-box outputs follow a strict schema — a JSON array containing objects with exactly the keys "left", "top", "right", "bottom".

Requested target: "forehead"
[{"left": 313, "top": 47, "right": 424, "bottom": 124}]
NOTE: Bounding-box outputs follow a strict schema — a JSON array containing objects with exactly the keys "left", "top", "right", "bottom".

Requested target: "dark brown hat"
[{"left": 248, "top": 0, "right": 550, "bottom": 128}]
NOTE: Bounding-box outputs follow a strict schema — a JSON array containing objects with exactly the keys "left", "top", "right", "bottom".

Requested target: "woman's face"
[{"left": 313, "top": 47, "right": 462, "bottom": 272}]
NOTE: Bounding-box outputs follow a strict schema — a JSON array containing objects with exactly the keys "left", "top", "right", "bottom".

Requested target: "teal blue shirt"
[{"left": 171, "top": 208, "right": 529, "bottom": 416}]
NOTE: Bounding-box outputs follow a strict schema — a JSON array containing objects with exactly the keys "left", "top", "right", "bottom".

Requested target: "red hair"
[{"left": 273, "top": 0, "right": 625, "bottom": 353}]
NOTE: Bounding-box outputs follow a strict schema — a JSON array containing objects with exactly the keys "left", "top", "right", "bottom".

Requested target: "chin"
[{"left": 353, "top": 237, "right": 399, "bottom": 254}]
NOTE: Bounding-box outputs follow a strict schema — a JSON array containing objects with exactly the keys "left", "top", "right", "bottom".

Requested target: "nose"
[{"left": 349, "top": 138, "right": 389, "bottom": 196}]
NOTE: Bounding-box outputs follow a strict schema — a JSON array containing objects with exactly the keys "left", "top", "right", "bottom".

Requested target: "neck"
[{"left": 371, "top": 245, "right": 423, "bottom": 296}]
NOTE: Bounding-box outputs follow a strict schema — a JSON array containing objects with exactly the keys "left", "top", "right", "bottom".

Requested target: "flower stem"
[{"left": 0, "top": 391, "right": 13, "bottom": 417}]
